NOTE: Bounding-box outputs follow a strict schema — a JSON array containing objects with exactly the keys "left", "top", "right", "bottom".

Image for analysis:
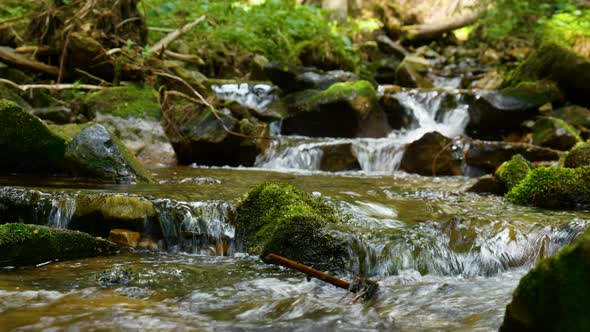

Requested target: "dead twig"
[
  {"left": 149, "top": 15, "right": 206, "bottom": 57},
  {"left": 0, "top": 78, "right": 105, "bottom": 91}
]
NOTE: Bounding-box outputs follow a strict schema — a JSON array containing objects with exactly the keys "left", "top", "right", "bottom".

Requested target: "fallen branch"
[
  {"left": 264, "top": 253, "right": 379, "bottom": 303},
  {"left": 402, "top": 11, "right": 480, "bottom": 41},
  {"left": 0, "top": 79, "right": 105, "bottom": 91},
  {"left": 150, "top": 16, "right": 206, "bottom": 57},
  {"left": 15, "top": 46, "right": 53, "bottom": 55},
  {"left": 163, "top": 50, "right": 205, "bottom": 65},
  {"left": 0, "top": 47, "right": 59, "bottom": 76}
]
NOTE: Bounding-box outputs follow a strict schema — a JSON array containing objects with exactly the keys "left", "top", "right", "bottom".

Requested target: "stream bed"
[{"left": 1, "top": 167, "right": 589, "bottom": 331}]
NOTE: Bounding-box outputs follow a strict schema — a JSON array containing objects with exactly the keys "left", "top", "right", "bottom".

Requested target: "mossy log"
[{"left": 0, "top": 223, "right": 118, "bottom": 266}]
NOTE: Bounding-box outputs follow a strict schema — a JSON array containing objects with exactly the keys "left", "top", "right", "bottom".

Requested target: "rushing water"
[{"left": 1, "top": 83, "right": 589, "bottom": 331}]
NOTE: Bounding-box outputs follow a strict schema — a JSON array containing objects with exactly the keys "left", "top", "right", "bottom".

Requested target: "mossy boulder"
[
  {"left": 531, "top": 116, "right": 581, "bottom": 151},
  {"left": 466, "top": 81, "right": 563, "bottom": 140},
  {"left": 64, "top": 124, "right": 154, "bottom": 183},
  {"left": 495, "top": 154, "right": 531, "bottom": 192},
  {"left": 232, "top": 183, "right": 348, "bottom": 271},
  {"left": 500, "top": 228, "right": 590, "bottom": 332},
  {"left": 281, "top": 80, "right": 390, "bottom": 138},
  {"left": 505, "top": 166, "right": 590, "bottom": 209},
  {"left": 0, "top": 99, "right": 68, "bottom": 174},
  {"left": 400, "top": 132, "right": 463, "bottom": 176},
  {"left": 507, "top": 42, "right": 590, "bottom": 108},
  {"left": 564, "top": 142, "right": 590, "bottom": 168},
  {"left": 84, "top": 85, "right": 160, "bottom": 119},
  {"left": 0, "top": 223, "right": 118, "bottom": 266}
]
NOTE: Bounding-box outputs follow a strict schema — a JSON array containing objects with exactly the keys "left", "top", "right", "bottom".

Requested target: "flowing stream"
[{"left": 1, "top": 84, "right": 589, "bottom": 331}]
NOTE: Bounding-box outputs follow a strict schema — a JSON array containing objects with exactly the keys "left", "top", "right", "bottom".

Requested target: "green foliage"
[
  {"left": 143, "top": 0, "right": 361, "bottom": 72},
  {"left": 536, "top": 5, "right": 590, "bottom": 48}
]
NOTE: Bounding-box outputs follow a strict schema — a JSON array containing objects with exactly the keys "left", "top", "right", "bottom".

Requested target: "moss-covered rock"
[
  {"left": 507, "top": 42, "right": 590, "bottom": 108},
  {"left": 0, "top": 223, "right": 118, "bottom": 266},
  {"left": 495, "top": 154, "right": 531, "bottom": 191},
  {"left": 505, "top": 166, "right": 590, "bottom": 208},
  {"left": 84, "top": 85, "right": 160, "bottom": 119},
  {"left": 564, "top": 142, "right": 590, "bottom": 168},
  {"left": 64, "top": 124, "right": 154, "bottom": 183},
  {"left": 531, "top": 116, "right": 581, "bottom": 151},
  {"left": 232, "top": 183, "right": 348, "bottom": 271},
  {"left": 0, "top": 99, "right": 68, "bottom": 174},
  {"left": 500, "top": 228, "right": 590, "bottom": 332},
  {"left": 281, "top": 80, "right": 390, "bottom": 138}
]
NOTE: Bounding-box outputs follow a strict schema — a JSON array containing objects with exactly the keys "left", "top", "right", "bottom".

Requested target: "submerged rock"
[
  {"left": 281, "top": 81, "right": 390, "bottom": 138},
  {"left": 531, "top": 116, "right": 581, "bottom": 151},
  {"left": 64, "top": 124, "right": 154, "bottom": 183},
  {"left": 0, "top": 99, "right": 68, "bottom": 174},
  {"left": 466, "top": 81, "right": 563, "bottom": 140},
  {"left": 494, "top": 154, "right": 531, "bottom": 192},
  {"left": 400, "top": 132, "right": 463, "bottom": 176},
  {"left": 464, "top": 140, "right": 561, "bottom": 172},
  {"left": 232, "top": 183, "right": 347, "bottom": 271},
  {"left": 505, "top": 166, "right": 590, "bottom": 209},
  {"left": 500, "top": 228, "right": 590, "bottom": 331},
  {"left": 0, "top": 223, "right": 118, "bottom": 266}
]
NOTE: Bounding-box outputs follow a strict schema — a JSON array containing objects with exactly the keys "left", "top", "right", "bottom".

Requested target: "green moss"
[
  {"left": 0, "top": 99, "right": 68, "bottom": 173},
  {"left": 495, "top": 154, "right": 531, "bottom": 191},
  {"left": 84, "top": 85, "right": 160, "bottom": 119},
  {"left": 564, "top": 142, "right": 590, "bottom": 168},
  {"left": 0, "top": 223, "right": 118, "bottom": 266},
  {"left": 505, "top": 166, "right": 590, "bottom": 208},
  {"left": 290, "top": 80, "right": 378, "bottom": 116},
  {"left": 232, "top": 182, "right": 346, "bottom": 270},
  {"left": 75, "top": 194, "right": 156, "bottom": 221},
  {"left": 47, "top": 122, "right": 94, "bottom": 141},
  {"left": 500, "top": 228, "right": 590, "bottom": 331}
]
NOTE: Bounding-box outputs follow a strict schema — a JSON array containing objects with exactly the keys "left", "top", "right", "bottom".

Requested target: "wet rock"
[
  {"left": 264, "top": 62, "right": 357, "bottom": 93},
  {"left": 0, "top": 99, "right": 68, "bottom": 174},
  {"left": 0, "top": 223, "right": 118, "bottom": 267},
  {"left": 33, "top": 106, "right": 73, "bottom": 124},
  {"left": 531, "top": 116, "right": 581, "bottom": 151},
  {"left": 495, "top": 154, "right": 531, "bottom": 192},
  {"left": 471, "top": 69, "right": 504, "bottom": 90},
  {"left": 232, "top": 183, "right": 348, "bottom": 271},
  {"left": 378, "top": 91, "right": 417, "bottom": 129},
  {"left": 395, "top": 55, "right": 433, "bottom": 88},
  {"left": 464, "top": 139, "right": 561, "bottom": 172},
  {"left": 500, "top": 228, "right": 590, "bottom": 331},
  {"left": 564, "top": 142, "right": 590, "bottom": 168},
  {"left": 400, "top": 132, "right": 463, "bottom": 176},
  {"left": 84, "top": 84, "right": 160, "bottom": 119},
  {"left": 506, "top": 166, "right": 590, "bottom": 209},
  {"left": 108, "top": 229, "right": 141, "bottom": 248},
  {"left": 64, "top": 124, "right": 154, "bottom": 183},
  {"left": 319, "top": 143, "right": 360, "bottom": 172},
  {"left": 93, "top": 266, "right": 134, "bottom": 288},
  {"left": 162, "top": 96, "right": 269, "bottom": 166},
  {"left": 507, "top": 42, "right": 590, "bottom": 108},
  {"left": 466, "top": 175, "right": 505, "bottom": 195},
  {"left": 466, "top": 81, "right": 563, "bottom": 140},
  {"left": 281, "top": 81, "right": 390, "bottom": 138},
  {"left": 550, "top": 105, "right": 590, "bottom": 129}
]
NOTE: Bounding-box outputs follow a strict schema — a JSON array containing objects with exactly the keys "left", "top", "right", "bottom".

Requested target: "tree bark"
[{"left": 402, "top": 11, "right": 480, "bottom": 41}]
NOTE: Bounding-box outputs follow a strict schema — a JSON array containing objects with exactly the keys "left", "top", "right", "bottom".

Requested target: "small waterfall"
[
  {"left": 211, "top": 83, "right": 278, "bottom": 111},
  {"left": 258, "top": 88, "right": 471, "bottom": 173},
  {"left": 47, "top": 196, "right": 76, "bottom": 229},
  {"left": 154, "top": 199, "right": 235, "bottom": 256}
]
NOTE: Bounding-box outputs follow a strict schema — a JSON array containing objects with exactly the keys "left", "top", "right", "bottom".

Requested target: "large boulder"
[
  {"left": 281, "top": 81, "right": 390, "bottom": 138},
  {"left": 564, "top": 142, "right": 590, "bottom": 168},
  {"left": 464, "top": 139, "right": 561, "bottom": 172},
  {"left": 232, "top": 183, "right": 348, "bottom": 271},
  {"left": 505, "top": 166, "right": 590, "bottom": 209},
  {"left": 263, "top": 62, "right": 358, "bottom": 94},
  {"left": 531, "top": 116, "right": 581, "bottom": 151},
  {"left": 494, "top": 154, "right": 531, "bottom": 192},
  {"left": 466, "top": 81, "right": 563, "bottom": 140},
  {"left": 400, "top": 131, "right": 463, "bottom": 176},
  {"left": 0, "top": 99, "right": 68, "bottom": 174},
  {"left": 162, "top": 96, "right": 269, "bottom": 166},
  {"left": 507, "top": 42, "right": 590, "bottom": 108},
  {"left": 0, "top": 223, "right": 118, "bottom": 267},
  {"left": 500, "top": 228, "right": 590, "bottom": 331},
  {"left": 64, "top": 124, "right": 154, "bottom": 183}
]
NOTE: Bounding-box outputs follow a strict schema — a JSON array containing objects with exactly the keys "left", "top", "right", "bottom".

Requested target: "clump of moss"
[
  {"left": 232, "top": 182, "right": 347, "bottom": 270},
  {"left": 564, "top": 142, "right": 590, "bottom": 168},
  {"left": 500, "top": 228, "right": 590, "bottom": 331},
  {"left": 84, "top": 85, "right": 160, "bottom": 119},
  {"left": 0, "top": 99, "right": 68, "bottom": 174},
  {"left": 495, "top": 154, "right": 531, "bottom": 191},
  {"left": 0, "top": 223, "right": 118, "bottom": 266},
  {"left": 505, "top": 166, "right": 590, "bottom": 208},
  {"left": 289, "top": 80, "right": 377, "bottom": 116}
]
